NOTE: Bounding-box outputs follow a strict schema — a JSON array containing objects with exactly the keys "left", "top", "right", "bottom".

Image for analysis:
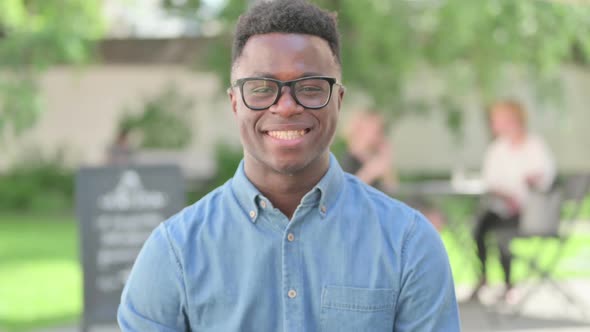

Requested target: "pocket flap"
[{"left": 322, "top": 285, "right": 395, "bottom": 312}]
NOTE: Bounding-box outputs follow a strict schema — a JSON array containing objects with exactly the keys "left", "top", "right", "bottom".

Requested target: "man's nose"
[{"left": 269, "top": 86, "right": 303, "bottom": 117}]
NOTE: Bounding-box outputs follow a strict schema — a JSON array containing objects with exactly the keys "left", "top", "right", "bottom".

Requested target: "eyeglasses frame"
[{"left": 229, "top": 76, "right": 343, "bottom": 111}]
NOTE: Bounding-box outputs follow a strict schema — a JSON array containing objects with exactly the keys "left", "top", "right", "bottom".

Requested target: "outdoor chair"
[{"left": 495, "top": 173, "right": 590, "bottom": 317}]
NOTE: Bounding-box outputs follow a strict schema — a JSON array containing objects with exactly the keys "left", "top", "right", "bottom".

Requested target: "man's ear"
[
  {"left": 337, "top": 86, "right": 346, "bottom": 111},
  {"left": 229, "top": 63, "right": 240, "bottom": 116},
  {"left": 228, "top": 88, "right": 238, "bottom": 116}
]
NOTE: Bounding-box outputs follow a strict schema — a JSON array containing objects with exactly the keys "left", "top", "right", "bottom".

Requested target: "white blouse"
[{"left": 482, "top": 134, "right": 556, "bottom": 209}]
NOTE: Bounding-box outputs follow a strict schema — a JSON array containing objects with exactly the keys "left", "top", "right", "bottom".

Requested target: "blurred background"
[{"left": 1, "top": 0, "right": 590, "bottom": 331}]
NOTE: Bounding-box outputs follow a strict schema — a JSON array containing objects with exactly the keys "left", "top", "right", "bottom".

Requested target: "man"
[{"left": 118, "top": 1, "right": 460, "bottom": 331}]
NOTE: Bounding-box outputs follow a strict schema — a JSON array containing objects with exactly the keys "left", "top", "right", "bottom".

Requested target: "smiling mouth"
[{"left": 265, "top": 129, "right": 311, "bottom": 140}]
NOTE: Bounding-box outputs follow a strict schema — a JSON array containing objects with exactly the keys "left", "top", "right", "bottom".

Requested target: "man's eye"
[
  {"left": 250, "top": 86, "right": 275, "bottom": 94},
  {"left": 297, "top": 86, "right": 323, "bottom": 94}
]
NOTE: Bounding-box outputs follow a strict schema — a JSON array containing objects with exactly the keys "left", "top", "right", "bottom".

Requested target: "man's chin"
[
  {"left": 245, "top": 150, "right": 329, "bottom": 178},
  {"left": 270, "top": 160, "right": 308, "bottom": 176},
  {"left": 269, "top": 153, "right": 329, "bottom": 177}
]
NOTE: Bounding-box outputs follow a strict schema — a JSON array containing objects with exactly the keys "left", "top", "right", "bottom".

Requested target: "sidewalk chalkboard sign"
[{"left": 76, "top": 165, "right": 185, "bottom": 332}]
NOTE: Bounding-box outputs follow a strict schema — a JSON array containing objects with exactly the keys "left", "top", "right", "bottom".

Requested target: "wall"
[
  {"left": 1, "top": 65, "right": 239, "bottom": 178},
  {"left": 2, "top": 65, "right": 589, "bottom": 179}
]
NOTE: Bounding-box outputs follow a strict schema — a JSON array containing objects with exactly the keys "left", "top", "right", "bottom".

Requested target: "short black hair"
[{"left": 232, "top": 0, "right": 341, "bottom": 65}]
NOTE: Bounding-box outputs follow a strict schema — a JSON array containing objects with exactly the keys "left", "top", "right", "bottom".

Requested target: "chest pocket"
[{"left": 320, "top": 285, "right": 396, "bottom": 332}]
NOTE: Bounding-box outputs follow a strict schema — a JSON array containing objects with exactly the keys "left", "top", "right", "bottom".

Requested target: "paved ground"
[{"left": 458, "top": 279, "right": 590, "bottom": 332}]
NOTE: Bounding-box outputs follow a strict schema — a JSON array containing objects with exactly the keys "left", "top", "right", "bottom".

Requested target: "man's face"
[{"left": 229, "top": 33, "right": 344, "bottom": 176}]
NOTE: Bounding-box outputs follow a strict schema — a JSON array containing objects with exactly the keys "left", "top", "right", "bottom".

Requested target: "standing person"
[
  {"left": 106, "top": 127, "right": 134, "bottom": 165},
  {"left": 340, "top": 110, "right": 398, "bottom": 194},
  {"left": 118, "top": 1, "right": 459, "bottom": 331},
  {"left": 470, "top": 100, "right": 556, "bottom": 301}
]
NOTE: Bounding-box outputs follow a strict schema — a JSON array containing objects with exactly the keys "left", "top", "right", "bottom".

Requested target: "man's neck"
[{"left": 244, "top": 156, "right": 330, "bottom": 219}]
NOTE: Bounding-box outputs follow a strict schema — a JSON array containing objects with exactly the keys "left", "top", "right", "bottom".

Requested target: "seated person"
[
  {"left": 471, "top": 99, "right": 556, "bottom": 301},
  {"left": 340, "top": 110, "right": 397, "bottom": 193},
  {"left": 340, "top": 110, "right": 445, "bottom": 231}
]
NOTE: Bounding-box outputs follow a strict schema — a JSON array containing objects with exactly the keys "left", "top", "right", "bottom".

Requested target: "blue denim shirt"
[{"left": 118, "top": 155, "right": 460, "bottom": 331}]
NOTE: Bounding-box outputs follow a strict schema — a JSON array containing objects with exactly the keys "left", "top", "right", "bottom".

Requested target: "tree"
[
  {"left": 0, "top": 0, "right": 103, "bottom": 138},
  {"left": 202, "top": 0, "right": 590, "bottom": 137},
  {"left": 161, "top": 0, "right": 202, "bottom": 15},
  {"left": 334, "top": 0, "right": 590, "bottom": 133},
  {"left": 119, "top": 84, "right": 195, "bottom": 149}
]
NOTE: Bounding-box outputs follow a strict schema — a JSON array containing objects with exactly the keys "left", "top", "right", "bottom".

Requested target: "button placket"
[{"left": 282, "top": 222, "right": 302, "bottom": 331}]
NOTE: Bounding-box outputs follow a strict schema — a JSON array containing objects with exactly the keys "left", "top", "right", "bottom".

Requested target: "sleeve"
[
  {"left": 393, "top": 213, "right": 461, "bottom": 331},
  {"left": 529, "top": 136, "right": 556, "bottom": 191},
  {"left": 117, "top": 223, "right": 189, "bottom": 331}
]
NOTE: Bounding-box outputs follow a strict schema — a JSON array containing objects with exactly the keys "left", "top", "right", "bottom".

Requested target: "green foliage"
[
  {"left": 120, "top": 85, "right": 195, "bottom": 149},
  {"left": 0, "top": 79, "right": 41, "bottom": 134},
  {"left": 331, "top": 0, "right": 590, "bottom": 121},
  {"left": 0, "top": 150, "right": 74, "bottom": 213},
  {"left": 162, "top": 0, "right": 201, "bottom": 16},
  {"left": 329, "top": 135, "right": 348, "bottom": 161},
  {"left": 584, "top": 197, "right": 590, "bottom": 218},
  {"left": 0, "top": 0, "right": 104, "bottom": 137},
  {"left": 205, "top": 35, "right": 233, "bottom": 87},
  {"left": 203, "top": 0, "right": 590, "bottom": 136},
  {"left": 202, "top": 0, "right": 248, "bottom": 85},
  {"left": 187, "top": 143, "right": 243, "bottom": 202},
  {"left": 210, "top": 143, "right": 243, "bottom": 188}
]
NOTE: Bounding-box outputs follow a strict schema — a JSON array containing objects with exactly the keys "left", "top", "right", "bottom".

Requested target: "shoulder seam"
[
  {"left": 393, "top": 210, "right": 419, "bottom": 313},
  {"left": 400, "top": 211, "right": 419, "bottom": 280},
  {"left": 345, "top": 175, "right": 393, "bottom": 201},
  {"left": 161, "top": 222, "right": 191, "bottom": 314}
]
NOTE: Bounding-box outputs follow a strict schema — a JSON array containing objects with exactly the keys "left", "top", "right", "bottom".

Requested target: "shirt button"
[
  {"left": 287, "top": 233, "right": 295, "bottom": 242},
  {"left": 259, "top": 200, "right": 267, "bottom": 209},
  {"left": 320, "top": 205, "right": 327, "bottom": 214},
  {"left": 288, "top": 289, "right": 297, "bottom": 299},
  {"left": 249, "top": 210, "right": 256, "bottom": 219}
]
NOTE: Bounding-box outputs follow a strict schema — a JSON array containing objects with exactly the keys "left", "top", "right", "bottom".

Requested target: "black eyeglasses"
[{"left": 230, "top": 76, "right": 343, "bottom": 110}]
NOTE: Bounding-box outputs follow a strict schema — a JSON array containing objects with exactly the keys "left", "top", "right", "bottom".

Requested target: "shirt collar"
[
  {"left": 230, "top": 153, "right": 345, "bottom": 222},
  {"left": 230, "top": 159, "right": 262, "bottom": 223},
  {"left": 312, "top": 153, "right": 344, "bottom": 217}
]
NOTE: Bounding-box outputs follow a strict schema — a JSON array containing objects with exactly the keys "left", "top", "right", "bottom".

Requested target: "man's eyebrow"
[
  {"left": 301, "top": 72, "right": 325, "bottom": 77},
  {"left": 250, "top": 72, "right": 277, "bottom": 79},
  {"left": 248, "top": 72, "right": 327, "bottom": 79}
]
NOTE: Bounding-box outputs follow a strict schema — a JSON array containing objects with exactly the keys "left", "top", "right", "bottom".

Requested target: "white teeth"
[{"left": 267, "top": 130, "right": 306, "bottom": 140}]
